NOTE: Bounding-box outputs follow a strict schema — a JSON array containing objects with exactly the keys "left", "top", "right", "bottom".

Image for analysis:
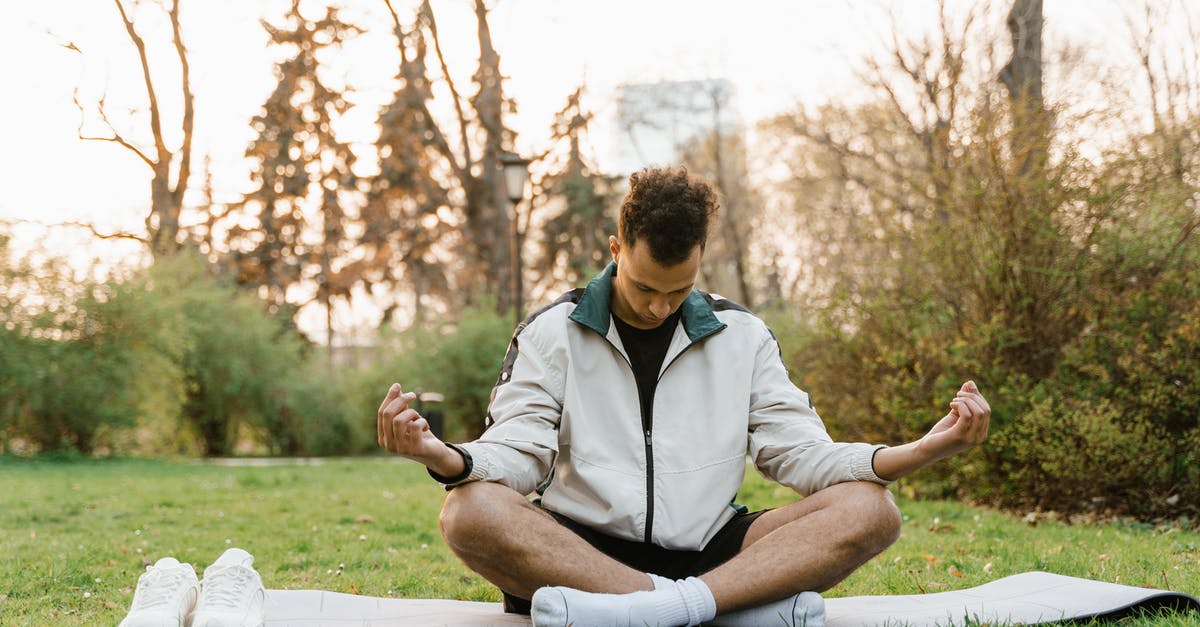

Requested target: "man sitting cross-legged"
[{"left": 376, "top": 166, "right": 991, "bottom": 627}]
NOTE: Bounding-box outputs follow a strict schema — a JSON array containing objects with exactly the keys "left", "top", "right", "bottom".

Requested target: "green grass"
[{"left": 1, "top": 457, "right": 1197, "bottom": 625}]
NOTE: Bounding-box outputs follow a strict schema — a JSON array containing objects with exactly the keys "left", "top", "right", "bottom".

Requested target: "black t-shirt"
[{"left": 611, "top": 309, "right": 682, "bottom": 426}]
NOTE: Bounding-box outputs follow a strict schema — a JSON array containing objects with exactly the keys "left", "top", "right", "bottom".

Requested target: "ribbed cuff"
[
  {"left": 427, "top": 443, "right": 473, "bottom": 486},
  {"left": 853, "top": 444, "right": 891, "bottom": 485}
]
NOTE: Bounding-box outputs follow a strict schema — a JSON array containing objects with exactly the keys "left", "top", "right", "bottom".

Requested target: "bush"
[
  {"left": 0, "top": 239, "right": 366, "bottom": 457},
  {"left": 980, "top": 270, "right": 1200, "bottom": 518},
  {"left": 277, "top": 361, "right": 371, "bottom": 456},
  {"left": 353, "top": 301, "right": 513, "bottom": 444},
  {"left": 145, "top": 253, "right": 372, "bottom": 457},
  {"left": 0, "top": 236, "right": 185, "bottom": 454}
]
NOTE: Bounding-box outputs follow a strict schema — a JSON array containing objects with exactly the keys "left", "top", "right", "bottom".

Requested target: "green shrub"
[
  {"left": 143, "top": 253, "right": 347, "bottom": 456},
  {"left": 353, "top": 301, "right": 513, "bottom": 444},
  {"left": 980, "top": 270, "right": 1200, "bottom": 518},
  {"left": 277, "top": 361, "right": 371, "bottom": 456},
  {"left": 0, "top": 239, "right": 365, "bottom": 457},
  {"left": 0, "top": 235, "right": 187, "bottom": 454}
]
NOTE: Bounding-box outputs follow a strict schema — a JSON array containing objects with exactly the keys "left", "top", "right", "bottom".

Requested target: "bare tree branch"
[
  {"left": 384, "top": 0, "right": 468, "bottom": 183},
  {"left": 72, "top": 88, "right": 156, "bottom": 168},
  {"left": 113, "top": 0, "right": 169, "bottom": 163},
  {"left": 0, "top": 217, "right": 147, "bottom": 243},
  {"left": 422, "top": 0, "right": 474, "bottom": 175},
  {"left": 170, "top": 0, "right": 195, "bottom": 207}
]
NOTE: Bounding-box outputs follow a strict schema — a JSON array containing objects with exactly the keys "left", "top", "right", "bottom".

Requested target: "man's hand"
[
  {"left": 915, "top": 380, "right": 991, "bottom": 460},
  {"left": 872, "top": 380, "right": 991, "bottom": 481},
  {"left": 377, "top": 383, "right": 465, "bottom": 477}
]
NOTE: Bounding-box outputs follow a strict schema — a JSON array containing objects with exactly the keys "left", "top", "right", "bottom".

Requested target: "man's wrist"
[
  {"left": 873, "top": 441, "right": 936, "bottom": 482},
  {"left": 427, "top": 443, "right": 471, "bottom": 484}
]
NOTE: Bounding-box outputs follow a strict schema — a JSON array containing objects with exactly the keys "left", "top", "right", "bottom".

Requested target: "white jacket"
[{"left": 451, "top": 264, "right": 888, "bottom": 551}]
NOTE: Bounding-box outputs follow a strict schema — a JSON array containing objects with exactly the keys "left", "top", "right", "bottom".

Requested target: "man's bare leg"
[
  {"left": 703, "top": 481, "right": 902, "bottom": 613},
  {"left": 438, "top": 481, "right": 653, "bottom": 599}
]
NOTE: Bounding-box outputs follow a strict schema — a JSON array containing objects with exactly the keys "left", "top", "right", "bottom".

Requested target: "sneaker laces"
[
  {"left": 132, "top": 568, "right": 191, "bottom": 610},
  {"left": 201, "top": 565, "right": 258, "bottom": 609}
]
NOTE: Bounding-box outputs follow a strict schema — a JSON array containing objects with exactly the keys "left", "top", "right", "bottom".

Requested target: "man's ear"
[{"left": 609, "top": 235, "right": 621, "bottom": 262}]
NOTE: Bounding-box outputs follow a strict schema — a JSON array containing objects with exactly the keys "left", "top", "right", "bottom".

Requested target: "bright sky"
[{"left": 0, "top": 0, "right": 1149, "bottom": 336}]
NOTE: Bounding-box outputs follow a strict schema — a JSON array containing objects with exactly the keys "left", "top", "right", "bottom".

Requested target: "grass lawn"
[{"left": 1, "top": 456, "right": 1197, "bottom": 625}]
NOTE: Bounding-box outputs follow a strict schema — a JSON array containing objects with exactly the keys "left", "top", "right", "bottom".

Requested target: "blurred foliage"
[
  {"left": 4, "top": 1, "right": 1198, "bottom": 528},
  {"left": 995, "top": 269, "right": 1200, "bottom": 518},
  {"left": 761, "top": 4, "right": 1200, "bottom": 519},
  {"left": 352, "top": 300, "right": 513, "bottom": 444},
  {"left": 0, "top": 235, "right": 185, "bottom": 454},
  {"left": 0, "top": 241, "right": 370, "bottom": 457}
]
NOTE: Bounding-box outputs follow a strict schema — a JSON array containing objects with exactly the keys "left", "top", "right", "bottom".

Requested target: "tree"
[
  {"left": 381, "top": 0, "right": 521, "bottom": 316},
  {"left": 532, "top": 87, "right": 619, "bottom": 294},
  {"left": 361, "top": 1, "right": 460, "bottom": 327},
  {"left": 759, "top": 0, "right": 1200, "bottom": 513},
  {"left": 71, "top": 0, "right": 196, "bottom": 257},
  {"left": 227, "top": 1, "right": 362, "bottom": 350},
  {"left": 676, "top": 82, "right": 756, "bottom": 305},
  {"left": 998, "top": 0, "right": 1046, "bottom": 177}
]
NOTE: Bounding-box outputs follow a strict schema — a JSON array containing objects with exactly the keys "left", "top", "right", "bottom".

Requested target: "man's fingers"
[
  {"left": 382, "top": 392, "right": 418, "bottom": 422},
  {"left": 958, "top": 396, "right": 986, "bottom": 422},
  {"left": 377, "top": 384, "right": 402, "bottom": 447},
  {"left": 378, "top": 383, "right": 402, "bottom": 418},
  {"left": 390, "top": 408, "right": 423, "bottom": 443}
]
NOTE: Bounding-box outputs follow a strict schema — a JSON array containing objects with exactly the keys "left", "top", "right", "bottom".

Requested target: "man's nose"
[{"left": 649, "top": 299, "right": 671, "bottom": 319}]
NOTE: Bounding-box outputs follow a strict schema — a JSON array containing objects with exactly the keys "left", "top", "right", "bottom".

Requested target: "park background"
[{"left": 1, "top": 0, "right": 1199, "bottom": 623}]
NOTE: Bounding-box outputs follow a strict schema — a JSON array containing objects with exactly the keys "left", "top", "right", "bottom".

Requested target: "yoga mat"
[{"left": 263, "top": 571, "right": 1198, "bottom": 626}]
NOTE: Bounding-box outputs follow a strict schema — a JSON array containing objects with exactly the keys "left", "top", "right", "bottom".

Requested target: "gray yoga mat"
[{"left": 262, "top": 571, "right": 1198, "bottom": 626}]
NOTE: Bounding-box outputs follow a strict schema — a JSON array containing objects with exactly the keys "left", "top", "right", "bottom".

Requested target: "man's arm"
[
  {"left": 871, "top": 380, "right": 991, "bottom": 481},
  {"left": 377, "top": 383, "right": 466, "bottom": 477}
]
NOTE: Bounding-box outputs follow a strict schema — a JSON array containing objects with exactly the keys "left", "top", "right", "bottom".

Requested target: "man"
[{"left": 377, "top": 166, "right": 990, "bottom": 626}]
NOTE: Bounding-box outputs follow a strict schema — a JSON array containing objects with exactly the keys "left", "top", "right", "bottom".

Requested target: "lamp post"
[{"left": 500, "top": 152, "right": 532, "bottom": 328}]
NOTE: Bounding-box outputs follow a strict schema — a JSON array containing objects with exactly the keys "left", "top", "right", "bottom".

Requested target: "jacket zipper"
[
  {"left": 642, "top": 394, "right": 655, "bottom": 544},
  {"left": 641, "top": 335, "right": 719, "bottom": 544},
  {"left": 611, "top": 324, "right": 726, "bottom": 546}
]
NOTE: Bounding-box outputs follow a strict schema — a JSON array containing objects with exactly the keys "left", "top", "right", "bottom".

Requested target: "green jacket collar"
[{"left": 569, "top": 262, "right": 725, "bottom": 342}]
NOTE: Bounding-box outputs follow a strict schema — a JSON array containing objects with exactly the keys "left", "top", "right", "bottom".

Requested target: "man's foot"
[
  {"left": 709, "top": 591, "right": 825, "bottom": 627},
  {"left": 118, "top": 557, "right": 200, "bottom": 627},
  {"left": 192, "top": 548, "right": 266, "bottom": 627},
  {"left": 530, "top": 576, "right": 715, "bottom": 627}
]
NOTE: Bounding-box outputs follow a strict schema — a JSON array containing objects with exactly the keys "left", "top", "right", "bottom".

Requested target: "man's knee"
[
  {"left": 439, "top": 481, "right": 521, "bottom": 551},
  {"left": 843, "top": 482, "right": 902, "bottom": 554}
]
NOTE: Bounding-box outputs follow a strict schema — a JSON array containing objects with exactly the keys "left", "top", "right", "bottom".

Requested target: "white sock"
[
  {"left": 708, "top": 591, "right": 825, "bottom": 627},
  {"left": 649, "top": 573, "right": 675, "bottom": 590},
  {"left": 530, "top": 576, "right": 717, "bottom": 627}
]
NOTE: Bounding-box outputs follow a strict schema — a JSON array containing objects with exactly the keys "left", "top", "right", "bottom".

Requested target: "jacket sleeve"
[
  {"left": 746, "top": 328, "right": 889, "bottom": 495},
  {"left": 448, "top": 323, "right": 563, "bottom": 495}
]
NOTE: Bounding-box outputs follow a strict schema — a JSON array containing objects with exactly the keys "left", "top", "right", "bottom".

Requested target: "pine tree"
[{"left": 228, "top": 0, "right": 362, "bottom": 348}]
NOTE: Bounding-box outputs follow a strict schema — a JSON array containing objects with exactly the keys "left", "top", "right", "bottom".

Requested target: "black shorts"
[{"left": 502, "top": 508, "right": 767, "bottom": 614}]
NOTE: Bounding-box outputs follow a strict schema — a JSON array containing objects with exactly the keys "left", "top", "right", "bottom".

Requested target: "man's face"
[{"left": 609, "top": 235, "right": 701, "bottom": 330}]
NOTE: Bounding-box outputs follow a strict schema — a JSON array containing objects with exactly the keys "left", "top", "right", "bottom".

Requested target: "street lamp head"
[{"left": 499, "top": 151, "right": 532, "bottom": 204}]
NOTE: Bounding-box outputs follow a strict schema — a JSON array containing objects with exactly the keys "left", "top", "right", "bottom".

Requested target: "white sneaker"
[
  {"left": 119, "top": 557, "right": 200, "bottom": 627},
  {"left": 191, "top": 548, "right": 266, "bottom": 627}
]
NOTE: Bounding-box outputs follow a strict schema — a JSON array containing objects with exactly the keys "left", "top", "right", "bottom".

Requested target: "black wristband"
[{"left": 427, "top": 443, "right": 473, "bottom": 485}]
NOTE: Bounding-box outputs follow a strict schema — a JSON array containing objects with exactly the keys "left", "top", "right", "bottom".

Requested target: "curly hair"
[{"left": 618, "top": 166, "right": 720, "bottom": 265}]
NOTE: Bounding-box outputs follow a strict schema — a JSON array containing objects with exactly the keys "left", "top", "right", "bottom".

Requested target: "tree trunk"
[{"left": 999, "top": 0, "right": 1047, "bottom": 176}]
